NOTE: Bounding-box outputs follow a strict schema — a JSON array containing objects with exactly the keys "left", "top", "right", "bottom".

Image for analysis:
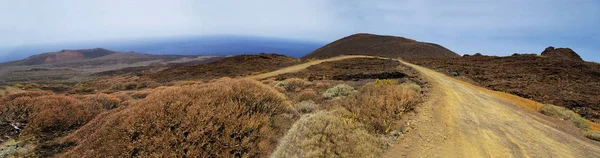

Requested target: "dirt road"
[
  {"left": 247, "top": 55, "right": 600, "bottom": 157},
  {"left": 382, "top": 60, "right": 600, "bottom": 158},
  {"left": 246, "top": 55, "right": 375, "bottom": 80}
]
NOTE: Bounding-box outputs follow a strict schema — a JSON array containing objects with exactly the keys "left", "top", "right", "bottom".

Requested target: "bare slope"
[
  {"left": 19, "top": 48, "right": 118, "bottom": 65},
  {"left": 301, "top": 33, "right": 459, "bottom": 60}
]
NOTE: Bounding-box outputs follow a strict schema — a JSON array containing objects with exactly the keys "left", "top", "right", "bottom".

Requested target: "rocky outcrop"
[{"left": 541, "top": 46, "right": 583, "bottom": 61}]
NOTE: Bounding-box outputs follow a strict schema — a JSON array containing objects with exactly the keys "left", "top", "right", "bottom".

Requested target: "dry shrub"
[
  {"left": 336, "top": 84, "right": 421, "bottom": 134},
  {"left": 78, "top": 93, "right": 122, "bottom": 110},
  {"left": 2, "top": 91, "right": 53, "bottom": 102},
  {"left": 540, "top": 104, "right": 590, "bottom": 130},
  {"left": 261, "top": 78, "right": 277, "bottom": 85},
  {"left": 63, "top": 79, "right": 293, "bottom": 157},
  {"left": 294, "top": 88, "right": 321, "bottom": 102},
  {"left": 314, "top": 81, "right": 332, "bottom": 89},
  {"left": 323, "top": 84, "right": 357, "bottom": 99},
  {"left": 177, "top": 80, "right": 199, "bottom": 86},
  {"left": 0, "top": 93, "right": 103, "bottom": 136},
  {"left": 109, "top": 91, "right": 133, "bottom": 102},
  {"left": 131, "top": 91, "right": 150, "bottom": 99},
  {"left": 294, "top": 100, "right": 317, "bottom": 114},
  {"left": 26, "top": 96, "right": 102, "bottom": 134},
  {"left": 400, "top": 82, "right": 423, "bottom": 93},
  {"left": 276, "top": 78, "right": 312, "bottom": 92},
  {"left": 271, "top": 110, "right": 385, "bottom": 158}
]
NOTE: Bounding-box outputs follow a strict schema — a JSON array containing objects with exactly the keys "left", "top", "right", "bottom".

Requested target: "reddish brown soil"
[
  {"left": 146, "top": 53, "right": 302, "bottom": 82},
  {"left": 409, "top": 54, "right": 600, "bottom": 120},
  {"left": 301, "top": 33, "right": 460, "bottom": 60},
  {"left": 20, "top": 48, "right": 118, "bottom": 65}
]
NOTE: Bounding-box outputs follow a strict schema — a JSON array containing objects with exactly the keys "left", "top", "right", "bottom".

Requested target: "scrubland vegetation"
[
  {"left": 0, "top": 72, "right": 424, "bottom": 157},
  {"left": 538, "top": 103, "right": 600, "bottom": 142},
  {"left": 540, "top": 104, "right": 590, "bottom": 130}
]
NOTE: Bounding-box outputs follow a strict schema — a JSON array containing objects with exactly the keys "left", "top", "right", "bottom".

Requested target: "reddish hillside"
[
  {"left": 146, "top": 53, "right": 301, "bottom": 82},
  {"left": 302, "top": 33, "right": 460, "bottom": 59},
  {"left": 20, "top": 48, "right": 118, "bottom": 65}
]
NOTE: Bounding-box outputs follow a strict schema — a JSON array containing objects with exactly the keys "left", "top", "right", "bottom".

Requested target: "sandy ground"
[
  {"left": 382, "top": 60, "right": 600, "bottom": 158},
  {"left": 247, "top": 55, "right": 600, "bottom": 157}
]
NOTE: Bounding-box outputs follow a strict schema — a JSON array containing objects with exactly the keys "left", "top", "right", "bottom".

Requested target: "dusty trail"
[
  {"left": 247, "top": 55, "right": 600, "bottom": 157},
  {"left": 246, "top": 55, "right": 375, "bottom": 80},
  {"left": 383, "top": 60, "right": 600, "bottom": 158}
]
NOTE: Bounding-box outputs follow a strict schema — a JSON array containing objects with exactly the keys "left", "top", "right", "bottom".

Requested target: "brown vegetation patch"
[
  {"left": 333, "top": 83, "right": 422, "bottom": 134},
  {"left": 0, "top": 91, "right": 126, "bottom": 150},
  {"left": 62, "top": 79, "right": 295, "bottom": 157}
]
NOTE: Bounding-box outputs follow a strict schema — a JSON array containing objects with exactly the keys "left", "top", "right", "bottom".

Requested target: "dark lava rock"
[
  {"left": 541, "top": 46, "right": 583, "bottom": 61},
  {"left": 333, "top": 71, "right": 407, "bottom": 81}
]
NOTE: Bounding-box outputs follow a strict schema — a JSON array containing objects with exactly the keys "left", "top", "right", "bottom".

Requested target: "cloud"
[{"left": 0, "top": 0, "right": 598, "bottom": 61}]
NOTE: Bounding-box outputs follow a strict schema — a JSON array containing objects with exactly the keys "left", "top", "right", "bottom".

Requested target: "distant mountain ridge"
[
  {"left": 0, "top": 35, "right": 325, "bottom": 63},
  {"left": 302, "top": 33, "right": 460, "bottom": 59},
  {"left": 20, "top": 48, "right": 118, "bottom": 65}
]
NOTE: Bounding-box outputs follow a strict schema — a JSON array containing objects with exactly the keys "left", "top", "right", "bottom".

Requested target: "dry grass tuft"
[
  {"left": 271, "top": 109, "right": 385, "bottom": 158},
  {"left": 62, "top": 79, "right": 294, "bottom": 157},
  {"left": 276, "top": 78, "right": 312, "bottom": 92},
  {"left": 335, "top": 84, "right": 421, "bottom": 134},
  {"left": 294, "top": 100, "right": 318, "bottom": 114},
  {"left": 323, "top": 84, "right": 357, "bottom": 99},
  {"left": 400, "top": 82, "right": 423, "bottom": 93},
  {"left": 540, "top": 104, "right": 590, "bottom": 130}
]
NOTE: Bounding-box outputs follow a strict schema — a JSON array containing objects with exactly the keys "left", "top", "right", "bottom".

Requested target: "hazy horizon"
[{"left": 1, "top": 0, "right": 599, "bottom": 62}]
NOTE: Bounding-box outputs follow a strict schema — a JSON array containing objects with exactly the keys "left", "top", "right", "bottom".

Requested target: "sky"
[{"left": 1, "top": 0, "right": 599, "bottom": 61}]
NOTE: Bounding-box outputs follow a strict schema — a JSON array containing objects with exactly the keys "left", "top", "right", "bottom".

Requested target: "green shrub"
[
  {"left": 271, "top": 110, "right": 385, "bottom": 158},
  {"left": 540, "top": 104, "right": 589, "bottom": 130},
  {"left": 260, "top": 69, "right": 270, "bottom": 74},
  {"left": 374, "top": 79, "right": 398, "bottom": 85},
  {"left": 586, "top": 132, "right": 600, "bottom": 141},
  {"left": 323, "top": 84, "right": 357, "bottom": 99},
  {"left": 294, "top": 100, "right": 317, "bottom": 114}
]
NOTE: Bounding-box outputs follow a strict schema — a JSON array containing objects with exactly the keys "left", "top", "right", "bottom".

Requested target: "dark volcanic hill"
[
  {"left": 20, "top": 48, "right": 118, "bottom": 65},
  {"left": 302, "top": 33, "right": 460, "bottom": 60},
  {"left": 541, "top": 46, "right": 583, "bottom": 61}
]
